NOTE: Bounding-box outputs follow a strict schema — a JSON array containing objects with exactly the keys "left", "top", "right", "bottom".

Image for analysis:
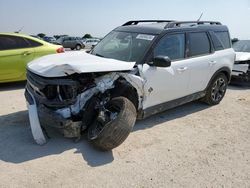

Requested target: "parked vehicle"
[
  {"left": 231, "top": 40, "right": 250, "bottom": 83},
  {"left": 0, "top": 33, "right": 64, "bottom": 83},
  {"left": 55, "top": 36, "right": 85, "bottom": 50},
  {"left": 30, "top": 35, "right": 42, "bottom": 40},
  {"left": 25, "top": 20, "right": 235, "bottom": 150},
  {"left": 82, "top": 38, "right": 100, "bottom": 48},
  {"left": 43, "top": 36, "right": 56, "bottom": 43}
]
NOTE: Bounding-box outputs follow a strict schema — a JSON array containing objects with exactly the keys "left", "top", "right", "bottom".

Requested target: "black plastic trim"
[
  {"left": 206, "top": 67, "right": 231, "bottom": 89},
  {"left": 138, "top": 91, "right": 206, "bottom": 119},
  {"left": 122, "top": 20, "right": 174, "bottom": 26}
]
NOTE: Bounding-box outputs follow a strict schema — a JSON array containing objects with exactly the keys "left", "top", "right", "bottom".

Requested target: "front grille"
[
  {"left": 26, "top": 70, "right": 79, "bottom": 108},
  {"left": 43, "top": 85, "right": 57, "bottom": 99}
]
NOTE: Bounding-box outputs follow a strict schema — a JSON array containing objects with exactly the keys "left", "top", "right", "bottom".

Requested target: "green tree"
[
  {"left": 82, "top": 34, "right": 92, "bottom": 39},
  {"left": 37, "top": 33, "right": 46, "bottom": 38}
]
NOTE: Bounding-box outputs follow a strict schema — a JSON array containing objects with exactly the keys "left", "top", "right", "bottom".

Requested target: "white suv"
[{"left": 25, "top": 20, "right": 235, "bottom": 150}]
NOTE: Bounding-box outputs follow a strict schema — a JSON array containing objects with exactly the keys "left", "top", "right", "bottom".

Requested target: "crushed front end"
[
  {"left": 25, "top": 68, "right": 143, "bottom": 145},
  {"left": 25, "top": 70, "right": 100, "bottom": 143},
  {"left": 232, "top": 60, "right": 250, "bottom": 83}
]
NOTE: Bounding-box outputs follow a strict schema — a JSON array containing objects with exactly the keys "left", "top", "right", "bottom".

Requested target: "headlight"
[{"left": 57, "top": 85, "right": 78, "bottom": 101}]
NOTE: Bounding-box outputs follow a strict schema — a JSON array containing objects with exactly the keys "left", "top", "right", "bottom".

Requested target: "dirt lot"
[{"left": 0, "top": 82, "right": 249, "bottom": 188}]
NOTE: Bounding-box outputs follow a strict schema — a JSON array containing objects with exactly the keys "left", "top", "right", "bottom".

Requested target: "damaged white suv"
[
  {"left": 25, "top": 20, "right": 235, "bottom": 150},
  {"left": 231, "top": 39, "right": 250, "bottom": 84}
]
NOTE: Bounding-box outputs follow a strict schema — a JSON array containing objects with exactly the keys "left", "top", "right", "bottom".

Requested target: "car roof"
[
  {"left": 0, "top": 32, "right": 53, "bottom": 45},
  {"left": 114, "top": 20, "right": 229, "bottom": 35}
]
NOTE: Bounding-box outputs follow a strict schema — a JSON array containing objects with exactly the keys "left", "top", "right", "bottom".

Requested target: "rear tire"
[
  {"left": 88, "top": 97, "right": 136, "bottom": 151},
  {"left": 75, "top": 44, "right": 81, "bottom": 50},
  {"left": 202, "top": 73, "right": 228, "bottom": 105}
]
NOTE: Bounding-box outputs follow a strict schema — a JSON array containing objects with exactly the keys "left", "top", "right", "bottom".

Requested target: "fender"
[{"left": 206, "top": 67, "right": 231, "bottom": 90}]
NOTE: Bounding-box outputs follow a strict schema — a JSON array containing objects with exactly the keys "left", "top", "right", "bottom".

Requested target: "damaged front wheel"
[{"left": 88, "top": 97, "right": 136, "bottom": 151}]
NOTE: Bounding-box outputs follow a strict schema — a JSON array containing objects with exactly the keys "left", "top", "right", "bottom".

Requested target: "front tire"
[
  {"left": 88, "top": 97, "right": 136, "bottom": 151},
  {"left": 203, "top": 73, "right": 228, "bottom": 105}
]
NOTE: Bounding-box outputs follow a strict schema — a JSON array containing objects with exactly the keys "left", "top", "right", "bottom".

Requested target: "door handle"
[
  {"left": 209, "top": 60, "right": 217, "bottom": 66},
  {"left": 177, "top": 67, "right": 188, "bottom": 73},
  {"left": 23, "top": 51, "right": 32, "bottom": 56}
]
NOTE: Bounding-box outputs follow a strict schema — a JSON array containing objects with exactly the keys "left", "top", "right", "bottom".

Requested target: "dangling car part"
[{"left": 25, "top": 20, "right": 235, "bottom": 150}]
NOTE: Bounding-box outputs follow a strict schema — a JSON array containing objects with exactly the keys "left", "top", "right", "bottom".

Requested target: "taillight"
[{"left": 56, "top": 47, "right": 65, "bottom": 53}]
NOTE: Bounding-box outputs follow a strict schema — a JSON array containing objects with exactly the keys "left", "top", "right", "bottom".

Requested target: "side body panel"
[
  {"left": 141, "top": 60, "right": 191, "bottom": 109},
  {"left": 0, "top": 48, "right": 34, "bottom": 82},
  {"left": 205, "top": 48, "right": 235, "bottom": 85},
  {"left": 0, "top": 33, "right": 60, "bottom": 83}
]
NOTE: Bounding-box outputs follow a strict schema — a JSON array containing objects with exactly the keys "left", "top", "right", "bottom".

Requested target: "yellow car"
[{"left": 0, "top": 33, "right": 64, "bottom": 83}]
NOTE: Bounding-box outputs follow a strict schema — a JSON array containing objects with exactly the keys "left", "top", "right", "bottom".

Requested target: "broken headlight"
[
  {"left": 57, "top": 85, "right": 78, "bottom": 101},
  {"left": 41, "top": 84, "right": 78, "bottom": 101}
]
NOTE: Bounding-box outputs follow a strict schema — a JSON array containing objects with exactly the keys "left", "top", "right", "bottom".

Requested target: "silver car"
[{"left": 56, "top": 36, "right": 85, "bottom": 50}]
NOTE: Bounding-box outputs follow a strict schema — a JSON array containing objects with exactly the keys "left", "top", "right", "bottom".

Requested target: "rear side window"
[
  {"left": 154, "top": 33, "right": 185, "bottom": 61},
  {"left": 25, "top": 38, "right": 43, "bottom": 47},
  {"left": 63, "top": 37, "right": 69, "bottom": 41},
  {"left": 0, "top": 35, "right": 30, "bottom": 50},
  {"left": 188, "top": 32, "right": 211, "bottom": 57},
  {"left": 209, "top": 32, "right": 224, "bottom": 51},
  {"left": 214, "top": 31, "right": 231, "bottom": 49}
]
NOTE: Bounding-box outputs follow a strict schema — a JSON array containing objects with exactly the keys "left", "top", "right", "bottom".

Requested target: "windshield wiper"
[{"left": 95, "top": 53, "right": 105, "bottom": 57}]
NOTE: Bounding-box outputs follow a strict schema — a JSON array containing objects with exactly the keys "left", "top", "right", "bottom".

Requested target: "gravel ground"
[{"left": 0, "top": 82, "right": 249, "bottom": 188}]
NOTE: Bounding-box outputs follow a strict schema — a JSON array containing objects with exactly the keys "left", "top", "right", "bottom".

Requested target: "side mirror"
[
  {"left": 231, "top": 38, "right": 238, "bottom": 43},
  {"left": 150, "top": 56, "right": 171, "bottom": 67}
]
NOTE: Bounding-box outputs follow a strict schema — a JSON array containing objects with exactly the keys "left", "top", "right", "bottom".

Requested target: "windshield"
[
  {"left": 233, "top": 40, "right": 250, "bottom": 52},
  {"left": 92, "top": 31, "right": 155, "bottom": 62}
]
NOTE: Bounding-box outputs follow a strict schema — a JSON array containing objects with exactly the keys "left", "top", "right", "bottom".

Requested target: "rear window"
[
  {"left": 188, "top": 32, "right": 211, "bottom": 57},
  {"left": 214, "top": 31, "right": 231, "bottom": 49},
  {"left": 0, "top": 35, "right": 30, "bottom": 50}
]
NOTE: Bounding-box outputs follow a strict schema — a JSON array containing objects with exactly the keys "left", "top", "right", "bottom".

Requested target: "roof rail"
[
  {"left": 165, "top": 21, "right": 222, "bottom": 28},
  {"left": 122, "top": 20, "right": 175, "bottom": 26}
]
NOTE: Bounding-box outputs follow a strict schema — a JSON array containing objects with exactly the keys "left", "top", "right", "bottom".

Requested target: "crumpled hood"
[
  {"left": 235, "top": 52, "right": 250, "bottom": 62},
  {"left": 27, "top": 51, "right": 135, "bottom": 77}
]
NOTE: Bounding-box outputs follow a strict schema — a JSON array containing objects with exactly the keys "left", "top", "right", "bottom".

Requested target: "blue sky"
[{"left": 1, "top": 0, "right": 250, "bottom": 39}]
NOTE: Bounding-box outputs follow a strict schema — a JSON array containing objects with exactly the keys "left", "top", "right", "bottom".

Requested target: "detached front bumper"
[
  {"left": 25, "top": 87, "right": 82, "bottom": 143},
  {"left": 25, "top": 88, "right": 47, "bottom": 145}
]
